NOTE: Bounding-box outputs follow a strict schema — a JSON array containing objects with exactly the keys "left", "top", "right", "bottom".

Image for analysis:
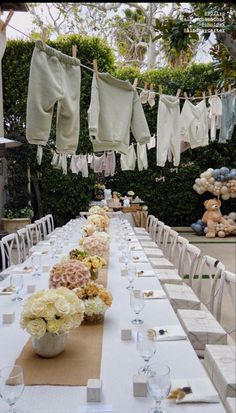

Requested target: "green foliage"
[
  {"left": 4, "top": 207, "right": 34, "bottom": 219},
  {"left": 2, "top": 36, "right": 236, "bottom": 227}
]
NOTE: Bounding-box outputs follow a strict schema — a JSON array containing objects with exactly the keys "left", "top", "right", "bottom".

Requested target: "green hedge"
[{"left": 2, "top": 35, "right": 236, "bottom": 226}]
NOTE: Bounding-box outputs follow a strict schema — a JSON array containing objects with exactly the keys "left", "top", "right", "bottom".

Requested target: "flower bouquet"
[
  {"left": 69, "top": 249, "right": 88, "bottom": 261},
  {"left": 81, "top": 234, "right": 109, "bottom": 259},
  {"left": 82, "top": 255, "right": 107, "bottom": 280},
  {"left": 87, "top": 213, "right": 109, "bottom": 230},
  {"left": 20, "top": 287, "right": 85, "bottom": 357},
  {"left": 49, "top": 259, "right": 91, "bottom": 289},
  {"left": 75, "top": 282, "right": 112, "bottom": 323},
  {"left": 88, "top": 205, "right": 108, "bottom": 216}
]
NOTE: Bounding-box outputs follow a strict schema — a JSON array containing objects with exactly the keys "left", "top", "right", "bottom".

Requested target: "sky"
[{"left": 1, "top": 4, "right": 214, "bottom": 63}]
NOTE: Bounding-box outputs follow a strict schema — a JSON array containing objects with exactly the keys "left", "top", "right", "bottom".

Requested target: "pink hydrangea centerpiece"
[{"left": 49, "top": 259, "right": 91, "bottom": 289}]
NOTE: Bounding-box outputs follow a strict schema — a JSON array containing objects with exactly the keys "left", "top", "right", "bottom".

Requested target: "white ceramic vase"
[{"left": 32, "top": 332, "right": 67, "bottom": 358}]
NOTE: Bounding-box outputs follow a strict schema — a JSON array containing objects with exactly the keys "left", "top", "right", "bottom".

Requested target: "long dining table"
[{"left": 0, "top": 217, "right": 227, "bottom": 413}]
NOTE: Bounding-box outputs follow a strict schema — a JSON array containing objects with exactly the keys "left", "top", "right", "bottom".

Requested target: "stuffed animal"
[{"left": 202, "top": 199, "right": 235, "bottom": 238}]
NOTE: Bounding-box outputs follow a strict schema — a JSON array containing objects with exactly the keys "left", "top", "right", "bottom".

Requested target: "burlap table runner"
[{"left": 15, "top": 269, "right": 108, "bottom": 386}]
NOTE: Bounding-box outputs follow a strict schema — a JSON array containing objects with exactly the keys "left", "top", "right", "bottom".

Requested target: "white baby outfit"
[
  {"left": 70, "top": 155, "right": 88, "bottom": 177},
  {"left": 147, "top": 135, "right": 156, "bottom": 150},
  {"left": 180, "top": 99, "right": 209, "bottom": 149},
  {"left": 137, "top": 143, "right": 148, "bottom": 171},
  {"left": 156, "top": 94, "right": 181, "bottom": 167},
  {"left": 208, "top": 95, "right": 222, "bottom": 141},
  {"left": 120, "top": 144, "right": 137, "bottom": 171}
]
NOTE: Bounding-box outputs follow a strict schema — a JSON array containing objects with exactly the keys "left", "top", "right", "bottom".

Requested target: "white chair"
[
  {"left": 35, "top": 218, "right": 47, "bottom": 240},
  {"left": 180, "top": 243, "right": 201, "bottom": 286},
  {"left": 17, "top": 227, "right": 30, "bottom": 262},
  {"left": 45, "top": 214, "right": 55, "bottom": 233},
  {"left": 0, "top": 233, "right": 21, "bottom": 268},
  {"left": 26, "top": 223, "right": 41, "bottom": 248},
  {"left": 0, "top": 239, "right": 8, "bottom": 273},
  {"left": 216, "top": 270, "right": 236, "bottom": 334}
]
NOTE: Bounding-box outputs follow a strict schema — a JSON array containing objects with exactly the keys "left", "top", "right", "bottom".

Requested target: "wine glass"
[
  {"left": 126, "top": 264, "right": 136, "bottom": 290},
  {"left": 137, "top": 330, "right": 157, "bottom": 376},
  {"left": 31, "top": 253, "right": 42, "bottom": 277},
  {"left": 10, "top": 274, "right": 23, "bottom": 302},
  {"left": 0, "top": 364, "right": 24, "bottom": 413},
  {"left": 147, "top": 363, "right": 171, "bottom": 413},
  {"left": 130, "top": 290, "right": 144, "bottom": 325}
]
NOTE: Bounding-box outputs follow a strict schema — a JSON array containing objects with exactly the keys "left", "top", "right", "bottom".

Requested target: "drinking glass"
[
  {"left": 130, "top": 290, "right": 144, "bottom": 325},
  {"left": 137, "top": 330, "right": 157, "bottom": 376},
  {"left": 31, "top": 253, "right": 42, "bottom": 277},
  {"left": 10, "top": 274, "right": 23, "bottom": 302},
  {"left": 0, "top": 364, "right": 24, "bottom": 413},
  {"left": 147, "top": 363, "right": 171, "bottom": 413},
  {"left": 126, "top": 264, "right": 135, "bottom": 290}
]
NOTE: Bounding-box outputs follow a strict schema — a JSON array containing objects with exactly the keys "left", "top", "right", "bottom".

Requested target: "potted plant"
[{"left": 2, "top": 206, "right": 34, "bottom": 233}]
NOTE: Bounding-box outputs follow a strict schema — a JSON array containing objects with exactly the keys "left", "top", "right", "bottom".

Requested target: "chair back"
[
  {"left": 45, "top": 214, "right": 54, "bottom": 233},
  {"left": 167, "top": 229, "right": 178, "bottom": 261},
  {"left": 162, "top": 225, "right": 172, "bottom": 255},
  {"left": 149, "top": 217, "right": 158, "bottom": 241},
  {"left": 155, "top": 220, "right": 165, "bottom": 247},
  {"left": 35, "top": 218, "right": 48, "bottom": 240},
  {"left": 26, "top": 223, "right": 41, "bottom": 248},
  {"left": 145, "top": 215, "right": 155, "bottom": 233},
  {"left": 180, "top": 243, "right": 201, "bottom": 286},
  {"left": 0, "top": 239, "right": 8, "bottom": 271},
  {"left": 172, "top": 235, "right": 189, "bottom": 273},
  {"left": 17, "top": 227, "right": 29, "bottom": 262},
  {"left": 0, "top": 233, "right": 21, "bottom": 267},
  {"left": 216, "top": 270, "right": 236, "bottom": 329}
]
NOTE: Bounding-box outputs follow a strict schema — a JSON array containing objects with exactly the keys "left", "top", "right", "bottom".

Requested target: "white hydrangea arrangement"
[{"left": 20, "top": 287, "right": 85, "bottom": 339}]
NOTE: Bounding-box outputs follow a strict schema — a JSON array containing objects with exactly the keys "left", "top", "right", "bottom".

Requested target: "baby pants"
[
  {"left": 26, "top": 39, "right": 81, "bottom": 154},
  {"left": 137, "top": 143, "right": 148, "bottom": 171},
  {"left": 70, "top": 155, "right": 88, "bottom": 177},
  {"left": 219, "top": 92, "right": 235, "bottom": 143},
  {"left": 91, "top": 153, "right": 106, "bottom": 173},
  {"left": 156, "top": 95, "right": 180, "bottom": 167},
  {"left": 104, "top": 151, "right": 116, "bottom": 177},
  {"left": 120, "top": 144, "right": 137, "bottom": 171}
]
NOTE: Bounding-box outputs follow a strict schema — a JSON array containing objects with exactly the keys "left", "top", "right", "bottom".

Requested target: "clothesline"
[{"left": 7, "top": 23, "right": 235, "bottom": 100}]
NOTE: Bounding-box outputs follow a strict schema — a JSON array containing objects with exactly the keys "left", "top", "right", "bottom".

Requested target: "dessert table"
[{"left": 0, "top": 217, "right": 226, "bottom": 413}]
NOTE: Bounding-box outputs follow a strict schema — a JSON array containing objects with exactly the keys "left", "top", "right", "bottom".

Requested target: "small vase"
[
  {"left": 83, "top": 313, "right": 104, "bottom": 324},
  {"left": 32, "top": 332, "right": 67, "bottom": 358},
  {"left": 90, "top": 269, "right": 98, "bottom": 281}
]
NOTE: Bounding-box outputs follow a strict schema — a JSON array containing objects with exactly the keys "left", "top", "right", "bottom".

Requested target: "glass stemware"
[
  {"left": 31, "top": 253, "right": 42, "bottom": 277},
  {"left": 0, "top": 364, "right": 24, "bottom": 413},
  {"left": 130, "top": 289, "right": 144, "bottom": 325},
  {"left": 126, "top": 264, "right": 135, "bottom": 290},
  {"left": 10, "top": 274, "right": 23, "bottom": 302},
  {"left": 137, "top": 330, "right": 157, "bottom": 376},
  {"left": 147, "top": 363, "right": 171, "bottom": 413}
]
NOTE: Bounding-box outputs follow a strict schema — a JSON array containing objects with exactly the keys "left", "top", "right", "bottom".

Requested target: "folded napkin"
[
  {"left": 132, "top": 255, "right": 148, "bottom": 263},
  {"left": 170, "top": 378, "right": 220, "bottom": 403},
  {"left": 129, "top": 243, "right": 143, "bottom": 251},
  {"left": 0, "top": 286, "right": 14, "bottom": 295},
  {"left": 143, "top": 290, "right": 167, "bottom": 299},
  {"left": 148, "top": 325, "right": 187, "bottom": 341},
  {"left": 9, "top": 265, "right": 33, "bottom": 274},
  {"left": 136, "top": 269, "right": 155, "bottom": 277},
  {"left": 127, "top": 237, "right": 138, "bottom": 243}
]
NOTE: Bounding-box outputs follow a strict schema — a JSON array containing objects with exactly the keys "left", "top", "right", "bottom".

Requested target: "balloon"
[
  {"left": 193, "top": 184, "right": 198, "bottom": 191},
  {"left": 204, "top": 227, "right": 208, "bottom": 234},
  {"left": 222, "top": 193, "right": 230, "bottom": 200},
  {"left": 224, "top": 174, "right": 230, "bottom": 181},
  {"left": 218, "top": 230, "right": 225, "bottom": 238},
  {"left": 213, "top": 169, "right": 220, "bottom": 178},
  {"left": 209, "top": 177, "right": 215, "bottom": 184},
  {"left": 228, "top": 212, "right": 236, "bottom": 221},
  {"left": 230, "top": 193, "right": 236, "bottom": 198},
  {"left": 204, "top": 171, "right": 212, "bottom": 179},
  {"left": 200, "top": 178, "right": 207, "bottom": 186},
  {"left": 195, "top": 178, "right": 201, "bottom": 185},
  {"left": 207, "top": 168, "right": 214, "bottom": 174},
  {"left": 215, "top": 182, "right": 222, "bottom": 187},
  {"left": 220, "top": 186, "right": 228, "bottom": 195},
  {"left": 220, "top": 167, "right": 229, "bottom": 175}
]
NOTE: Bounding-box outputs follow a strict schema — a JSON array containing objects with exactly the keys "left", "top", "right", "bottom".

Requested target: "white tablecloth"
[{"left": 0, "top": 218, "right": 226, "bottom": 413}]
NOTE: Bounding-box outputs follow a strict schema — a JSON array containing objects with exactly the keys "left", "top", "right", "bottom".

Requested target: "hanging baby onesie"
[
  {"left": 88, "top": 72, "right": 150, "bottom": 154},
  {"left": 147, "top": 91, "right": 156, "bottom": 108},
  {"left": 104, "top": 151, "right": 116, "bottom": 177},
  {"left": 208, "top": 95, "right": 222, "bottom": 141},
  {"left": 219, "top": 91, "right": 235, "bottom": 143},
  {"left": 156, "top": 95, "right": 181, "bottom": 167},
  {"left": 139, "top": 89, "right": 149, "bottom": 104},
  {"left": 26, "top": 40, "right": 81, "bottom": 154},
  {"left": 70, "top": 155, "right": 88, "bottom": 178},
  {"left": 137, "top": 143, "right": 148, "bottom": 171},
  {"left": 180, "top": 99, "right": 208, "bottom": 149},
  {"left": 147, "top": 135, "right": 156, "bottom": 150},
  {"left": 120, "top": 144, "right": 137, "bottom": 171},
  {"left": 90, "top": 153, "right": 106, "bottom": 173}
]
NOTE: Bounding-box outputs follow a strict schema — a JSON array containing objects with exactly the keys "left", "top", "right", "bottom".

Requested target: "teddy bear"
[{"left": 202, "top": 198, "right": 235, "bottom": 238}]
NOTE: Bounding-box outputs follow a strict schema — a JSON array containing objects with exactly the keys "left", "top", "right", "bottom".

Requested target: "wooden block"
[
  {"left": 133, "top": 374, "right": 147, "bottom": 397},
  {"left": 3, "top": 312, "right": 15, "bottom": 324},
  {"left": 121, "top": 327, "right": 132, "bottom": 340},
  {"left": 87, "top": 379, "right": 102, "bottom": 402},
  {"left": 27, "top": 284, "right": 36, "bottom": 293}
]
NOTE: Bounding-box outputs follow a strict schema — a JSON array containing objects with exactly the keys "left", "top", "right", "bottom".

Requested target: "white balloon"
[
  {"left": 193, "top": 184, "right": 198, "bottom": 191},
  {"left": 209, "top": 177, "right": 215, "bottom": 184},
  {"left": 200, "top": 178, "right": 207, "bottom": 186},
  {"left": 195, "top": 178, "right": 201, "bottom": 185},
  {"left": 220, "top": 186, "right": 228, "bottom": 195},
  {"left": 205, "top": 171, "right": 212, "bottom": 179},
  {"left": 207, "top": 168, "right": 214, "bottom": 174},
  {"left": 200, "top": 173, "right": 205, "bottom": 178},
  {"left": 222, "top": 194, "right": 230, "bottom": 200},
  {"left": 215, "top": 181, "right": 222, "bottom": 187},
  {"left": 228, "top": 212, "right": 236, "bottom": 220}
]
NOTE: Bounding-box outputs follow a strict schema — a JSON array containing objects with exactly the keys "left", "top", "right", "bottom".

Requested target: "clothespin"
[
  {"left": 222, "top": 86, "right": 225, "bottom": 93},
  {"left": 133, "top": 78, "right": 138, "bottom": 89},
  {"left": 0, "top": 9, "right": 14, "bottom": 31},
  {"left": 158, "top": 84, "right": 163, "bottom": 95},
  {"left": 208, "top": 88, "right": 212, "bottom": 97},
  {"left": 214, "top": 88, "right": 218, "bottom": 96},
  {"left": 202, "top": 91, "right": 206, "bottom": 99},
  {"left": 41, "top": 27, "right": 48, "bottom": 43},
  {"left": 144, "top": 82, "right": 148, "bottom": 90},
  {"left": 176, "top": 89, "right": 181, "bottom": 98},
  {"left": 184, "top": 92, "right": 188, "bottom": 100},
  {"left": 150, "top": 83, "right": 154, "bottom": 92},
  {"left": 228, "top": 84, "right": 232, "bottom": 92},
  {"left": 93, "top": 59, "right": 98, "bottom": 80},
  {"left": 72, "top": 45, "right": 77, "bottom": 58}
]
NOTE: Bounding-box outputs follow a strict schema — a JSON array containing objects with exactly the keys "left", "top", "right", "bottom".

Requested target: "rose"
[
  {"left": 25, "top": 318, "right": 47, "bottom": 339},
  {"left": 47, "top": 319, "right": 61, "bottom": 334},
  {"left": 54, "top": 296, "right": 71, "bottom": 316}
]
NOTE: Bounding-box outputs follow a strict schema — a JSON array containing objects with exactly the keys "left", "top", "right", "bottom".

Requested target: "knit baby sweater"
[{"left": 88, "top": 72, "right": 151, "bottom": 154}]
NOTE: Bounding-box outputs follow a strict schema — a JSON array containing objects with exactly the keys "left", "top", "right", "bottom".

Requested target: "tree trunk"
[{"left": 32, "top": 177, "right": 43, "bottom": 218}]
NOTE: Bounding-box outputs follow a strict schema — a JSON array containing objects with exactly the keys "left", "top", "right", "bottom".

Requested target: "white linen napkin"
[
  {"left": 171, "top": 378, "right": 220, "bottom": 403},
  {"left": 149, "top": 325, "right": 187, "bottom": 341},
  {"left": 143, "top": 290, "right": 167, "bottom": 299}
]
